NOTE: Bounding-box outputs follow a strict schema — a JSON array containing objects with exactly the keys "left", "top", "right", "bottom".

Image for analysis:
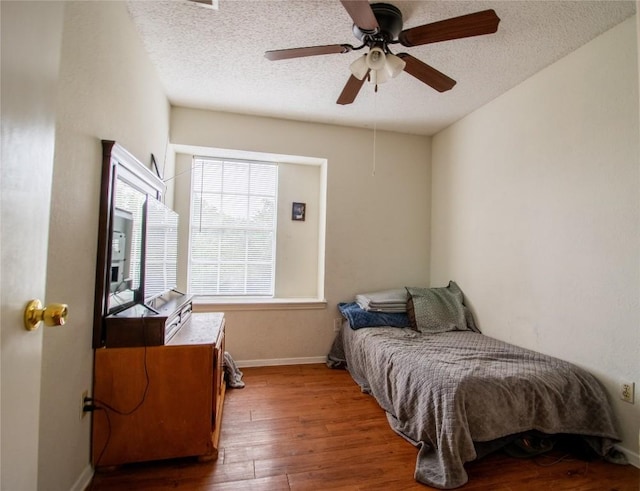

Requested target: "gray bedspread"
[{"left": 330, "top": 325, "right": 620, "bottom": 489}]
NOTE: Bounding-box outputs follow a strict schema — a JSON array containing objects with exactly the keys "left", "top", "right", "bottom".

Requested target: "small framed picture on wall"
[{"left": 292, "top": 202, "right": 306, "bottom": 221}]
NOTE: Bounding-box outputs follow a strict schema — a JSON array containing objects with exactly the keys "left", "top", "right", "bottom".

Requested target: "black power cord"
[{"left": 87, "top": 313, "right": 152, "bottom": 469}]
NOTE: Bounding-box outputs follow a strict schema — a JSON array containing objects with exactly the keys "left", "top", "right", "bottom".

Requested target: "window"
[{"left": 188, "top": 157, "right": 278, "bottom": 296}]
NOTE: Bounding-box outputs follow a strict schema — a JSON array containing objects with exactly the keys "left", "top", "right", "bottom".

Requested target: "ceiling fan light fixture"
[
  {"left": 349, "top": 54, "right": 369, "bottom": 80},
  {"left": 384, "top": 52, "right": 406, "bottom": 78},
  {"left": 365, "top": 46, "right": 386, "bottom": 70},
  {"left": 370, "top": 67, "right": 390, "bottom": 85}
]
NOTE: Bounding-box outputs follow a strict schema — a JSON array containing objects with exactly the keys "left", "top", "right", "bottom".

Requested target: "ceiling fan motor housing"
[{"left": 352, "top": 3, "right": 403, "bottom": 45}]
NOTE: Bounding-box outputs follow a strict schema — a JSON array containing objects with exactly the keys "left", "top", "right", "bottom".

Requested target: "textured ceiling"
[{"left": 127, "top": 0, "right": 636, "bottom": 136}]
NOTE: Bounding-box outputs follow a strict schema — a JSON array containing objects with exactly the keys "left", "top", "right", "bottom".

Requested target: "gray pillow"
[{"left": 405, "top": 281, "right": 478, "bottom": 333}]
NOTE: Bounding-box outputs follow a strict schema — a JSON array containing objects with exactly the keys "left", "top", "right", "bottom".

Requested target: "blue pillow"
[{"left": 338, "top": 302, "right": 411, "bottom": 329}]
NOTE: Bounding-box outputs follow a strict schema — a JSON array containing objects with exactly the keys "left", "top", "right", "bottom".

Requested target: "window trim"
[
  {"left": 171, "top": 144, "right": 328, "bottom": 302},
  {"left": 193, "top": 296, "right": 327, "bottom": 312}
]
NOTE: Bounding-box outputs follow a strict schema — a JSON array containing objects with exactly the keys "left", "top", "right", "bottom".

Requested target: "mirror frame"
[{"left": 92, "top": 140, "right": 165, "bottom": 348}]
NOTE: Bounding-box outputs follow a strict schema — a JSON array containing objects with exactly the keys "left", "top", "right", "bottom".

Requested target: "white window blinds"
[
  {"left": 189, "top": 158, "right": 278, "bottom": 296},
  {"left": 144, "top": 196, "right": 178, "bottom": 300}
]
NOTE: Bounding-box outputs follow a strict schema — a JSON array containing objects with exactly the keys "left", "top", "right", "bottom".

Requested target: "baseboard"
[
  {"left": 236, "top": 356, "right": 326, "bottom": 368},
  {"left": 615, "top": 444, "right": 640, "bottom": 468},
  {"left": 70, "top": 463, "right": 93, "bottom": 491}
]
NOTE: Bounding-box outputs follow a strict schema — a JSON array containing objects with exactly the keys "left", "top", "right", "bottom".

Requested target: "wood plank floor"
[{"left": 89, "top": 364, "right": 639, "bottom": 490}]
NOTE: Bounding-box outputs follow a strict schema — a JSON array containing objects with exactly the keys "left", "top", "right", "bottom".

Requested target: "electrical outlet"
[
  {"left": 80, "top": 390, "right": 89, "bottom": 419},
  {"left": 620, "top": 382, "right": 635, "bottom": 404},
  {"left": 333, "top": 318, "right": 343, "bottom": 332}
]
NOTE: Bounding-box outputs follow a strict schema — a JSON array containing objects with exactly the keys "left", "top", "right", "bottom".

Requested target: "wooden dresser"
[{"left": 92, "top": 312, "right": 226, "bottom": 468}]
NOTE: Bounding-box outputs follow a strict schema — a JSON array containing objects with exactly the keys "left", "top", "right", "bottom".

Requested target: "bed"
[{"left": 327, "top": 282, "right": 621, "bottom": 489}]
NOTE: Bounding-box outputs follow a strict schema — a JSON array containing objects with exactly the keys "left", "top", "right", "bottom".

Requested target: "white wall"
[
  {"left": 40, "top": 2, "right": 170, "bottom": 490},
  {"left": 431, "top": 17, "right": 639, "bottom": 462},
  {"left": 171, "top": 108, "right": 432, "bottom": 363}
]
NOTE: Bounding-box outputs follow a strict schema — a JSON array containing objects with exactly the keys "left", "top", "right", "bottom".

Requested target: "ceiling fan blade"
[
  {"left": 265, "top": 44, "right": 352, "bottom": 61},
  {"left": 340, "top": 0, "right": 379, "bottom": 31},
  {"left": 399, "top": 9, "right": 500, "bottom": 47},
  {"left": 397, "top": 53, "right": 456, "bottom": 92},
  {"left": 337, "top": 72, "right": 369, "bottom": 105}
]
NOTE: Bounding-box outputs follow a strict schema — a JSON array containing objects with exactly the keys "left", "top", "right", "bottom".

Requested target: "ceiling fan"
[{"left": 264, "top": 0, "right": 500, "bottom": 105}]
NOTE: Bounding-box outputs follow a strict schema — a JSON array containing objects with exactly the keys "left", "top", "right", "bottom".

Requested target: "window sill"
[{"left": 193, "top": 296, "right": 327, "bottom": 312}]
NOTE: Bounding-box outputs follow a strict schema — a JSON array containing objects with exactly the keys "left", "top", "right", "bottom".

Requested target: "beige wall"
[
  {"left": 40, "top": 2, "right": 171, "bottom": 490},
  {"left": 171, "top": 108, "right": 432, "bottom": 363},
  {"left": 431, "top": 17, "right": 639, "bottom": 463},
  {"left": 276, "top": 162, "right": 322, "bottom": 298}
]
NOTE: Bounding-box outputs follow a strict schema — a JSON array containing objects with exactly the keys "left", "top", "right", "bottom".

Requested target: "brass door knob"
[{"left": 24, "top": 299, "right": 68, "bottom": 331}]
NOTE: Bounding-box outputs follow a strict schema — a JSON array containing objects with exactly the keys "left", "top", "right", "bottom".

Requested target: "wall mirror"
[{"left": 93, "top": 140, "right": 164, "bottom": 348}]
